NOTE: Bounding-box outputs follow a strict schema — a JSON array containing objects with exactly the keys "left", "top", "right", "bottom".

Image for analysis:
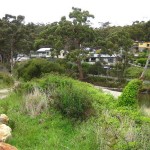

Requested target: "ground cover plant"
[
  {"left": 0, "top": 75, "right": 150, "bottom": 150},
  {"left": 0, "top": 72, "right": 14, "bottom": 89}
]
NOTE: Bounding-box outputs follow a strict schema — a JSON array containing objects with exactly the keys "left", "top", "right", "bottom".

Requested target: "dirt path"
[
  {"left": 0, "top": 88, "right": 11, "bottom": 99},
  {"left": 95, "top": 86, "right": 122, "bottom": 98},
  {"left": 0, "top": 81, "right": 20, "bottom": 99}
]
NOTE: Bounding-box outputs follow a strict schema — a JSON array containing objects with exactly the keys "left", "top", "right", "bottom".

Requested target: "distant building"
[
  {"left": 86, "top": 53, "right": 118, "bottom": 66},
  {"left": 30, "top": 48, "right": 52, "bottom": 58},
  {"left": 138, "top": 41, "right": 150, "bottom": 51},
  {"left": 133, "top": 41, "right": 150, "bottom": 53},
  {"left": 30, "top": 48, "right": 66, "bottom": 59}
]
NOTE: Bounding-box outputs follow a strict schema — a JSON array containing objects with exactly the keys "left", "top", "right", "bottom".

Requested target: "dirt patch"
[
  {"left": 95, "top": 86, "right": 122, "bottom": 98},
  {"left": 0, "top": 89, "right": 11, "bottom": 99}
]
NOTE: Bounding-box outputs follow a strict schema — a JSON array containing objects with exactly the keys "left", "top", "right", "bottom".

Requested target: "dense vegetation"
[
  {"left": 14, "top": 58, "right": 65, "bottom": 81},
  {"left": 0, "top": 7, "right": 150, "bottom": 79},
  {"left": 124, "top": 66, "right": 150, "bottom": 80},
  {"left": 0, "top": 74, "right": 150, "bottom": 149}
]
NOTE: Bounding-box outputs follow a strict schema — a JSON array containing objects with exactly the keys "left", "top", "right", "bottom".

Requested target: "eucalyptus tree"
[
  {"left": 35, "top": 7, "right": 95, "bottom": 79},
  {"left": 0, "top": 14, "right": 41, "bottom": 71},
  {"left": 0, "top": 14, "right": 29, "bottom": 71},
  {"left": 143, "top": 20, "right": 150, "bottom": 41},
  {"left": 109, "top": 29, "right": 133, "bottom": 58}
]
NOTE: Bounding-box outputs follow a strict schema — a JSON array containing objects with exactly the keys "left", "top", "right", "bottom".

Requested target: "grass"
[
  {"left": 0, "top": 72, "right": 14, "bottom": 89},
  {"left": 0, "top": 75, "right": 150, "bottom": 149},
  {"left": 0, "top": 93, "right": 100, "bottom": 150}
]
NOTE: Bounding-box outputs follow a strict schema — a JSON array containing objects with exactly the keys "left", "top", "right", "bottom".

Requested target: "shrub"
[
  {"left": 136, "top": 58, "right": 147, "bottom": 66},
  {"left": 38, "top": 75, "right": 96, "bottom": 120},
  {"left": 19, "top": 75, "right": 106, "bottom": 120},
  {"left": 14, "top": 58, "right": 65, "bottom": 81},
  {"left": 118, "top": 79, "right": 142, "bottom": 107},
  {"left": 124, "top": 66, "right": 150, "bottom": 80},
  {"left": 85, "top": 76, "right": 126, "bottom": 88},
  {"left": 88, "top": 62, "right": 105, "bottom": 75},
  {"left": 124, "top": 67, "right": 143, "bottom": 78}
]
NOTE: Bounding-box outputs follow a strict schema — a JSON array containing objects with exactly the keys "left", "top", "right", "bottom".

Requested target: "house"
[
  {"left": 30, "top": 48, "right": 52, "bottom": 58},
  {"left": 133, "top": 41, "right": 150, "bottom": 52},
  {"left": 138, "top": 41, "right": 150, "bottom": 51},
  {"left": 86, "top": 53, "right": 118, "bottom": 66},
  {"left": 30, "top": 48, "right": 66, "bottom": 59}
]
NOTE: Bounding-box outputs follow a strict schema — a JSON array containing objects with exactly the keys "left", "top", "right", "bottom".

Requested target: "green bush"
[
  {"left": 39, "top": 75, "right": 96, "bottom": 119},
  {"left": 124, "top": 67, "right": 143, "bottom": 78},
  {"left": 19, "top": 75, "right": 109, "bottom": 120},
  {"left": 14, "top": 58, "right": 65, "bottom": 81},
  {"left": 118, "top": 79, "right": 142, "bottom": 107},
  {"left": 136, "top": 58, "right": 147, "bottom": 66},
  {"left": 124, "top": 66, "right": 150, "bottom": 80},
  {"left": 85, "top": 76, "right": 127, "bottom": 88}
]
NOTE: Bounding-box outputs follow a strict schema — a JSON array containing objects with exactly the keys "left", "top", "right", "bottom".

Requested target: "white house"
[
  {"left": 37, "top": 48, "right": 52, "bottom": 58},
  {"left": 30, "top": 48, "right": 66, "bottom": 59},
  {"left": 86, "top": 53, "right": 118, "bottom": 65}
]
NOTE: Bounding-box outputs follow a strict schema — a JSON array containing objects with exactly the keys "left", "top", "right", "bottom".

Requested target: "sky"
[{"left": 0, "top": 0, "right": 150, "bottom": 27}]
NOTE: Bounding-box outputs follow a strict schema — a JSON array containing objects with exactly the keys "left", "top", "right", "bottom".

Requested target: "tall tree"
[
  {"left": 35, "top": 7, "right": 95, "bottom": 79},
  {"left": 0, "top": 14, "right": 41, "bottom": 71}
]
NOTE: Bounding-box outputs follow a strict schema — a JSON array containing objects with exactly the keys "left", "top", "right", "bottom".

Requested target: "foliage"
[
  {"left": 85, "top": 76, "right": 127, "bottom": 88},
  {"left": 124, "top": 66, "right": 150, "bottom": 80},
  {"left": 124, "top": 67, "right": 143, "bottom": 78},
  {"left": 88, "top": 62, "right": 105, "bottom": 75},
  {"left": 136, "top": 58, "right": 147, "bottom": 66},
  {"left": 35, "top": 7, "right": 95, "bottom": 80},
  {"left": 0, "top": 72, "right": 14, "bottom": 88},
  {"left": 14, "top": 58, "right": 65, "bottom": 81},
  {"left": 118, "top": 79, "right": 142, "bottom": 107},
  {"left": 35, "top": 75, "right": 100, "bottom": 119},
  {"left": 0, "top": 75, "right": 150, "bottom": 149}
]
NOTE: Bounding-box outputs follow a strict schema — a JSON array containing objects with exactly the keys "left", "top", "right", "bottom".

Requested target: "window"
[
  {"left": 108, "top": 58, "right": 113, "bottom": 63},
  {"left": 91, "top": 57, "right": 96, "bottom": 62}
]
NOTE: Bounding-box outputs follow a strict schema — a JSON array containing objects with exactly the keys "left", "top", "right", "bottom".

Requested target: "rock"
[
  {"left": 0, "top": 124, "right": 12, "bottom": 142},
  {"left": 0, "top": 142, "right": 17, "bottom": 150},
  {"left": 0, "top": 114, "right": 9, "bottom": 124}
]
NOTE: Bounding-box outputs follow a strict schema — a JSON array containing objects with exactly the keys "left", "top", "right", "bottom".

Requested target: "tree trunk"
[
  {"left": 76, "top": 60, "right": 84, "bottom": 80},
  {"left": 140, "top": 53, "right": 150, "bottom": 80},
  {"left": 0, "top": 54, "right": 2, "bottom": 63},
  {"left": 10, "top": 40, "right": 14, "bottom": 73}
]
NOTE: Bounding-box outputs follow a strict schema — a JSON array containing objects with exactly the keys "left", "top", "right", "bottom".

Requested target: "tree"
[
  {"left": 106, "top": 29, "right": 133, "bottom": 70},
  {"left": 0, "top": 14, "right": 42, "bottom": 72},
  {"left": 35, "top": 7, "right": 95, "bottom": 80}
]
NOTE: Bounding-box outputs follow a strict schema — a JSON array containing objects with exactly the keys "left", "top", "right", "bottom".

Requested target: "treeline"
[{"left": 0, "top": 7, "right": 150, "bottom": 74}]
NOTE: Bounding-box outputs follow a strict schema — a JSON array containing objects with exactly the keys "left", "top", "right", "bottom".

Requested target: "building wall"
[{"left": 138, "top": 42, "right": 150, "bottom": 51}]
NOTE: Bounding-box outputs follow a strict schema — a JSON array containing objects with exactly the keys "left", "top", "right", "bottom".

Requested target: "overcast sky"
[{"left": 0, "top": 0, "right": 150, "bottom": 27}]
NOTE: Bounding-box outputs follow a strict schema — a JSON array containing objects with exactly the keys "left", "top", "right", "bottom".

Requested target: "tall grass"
[
  {"left": 22, "top": 87, "right": 48, "bottom": 117},
  {"left": 0, "top": 72, "right": 14, "bottom": 89}
]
